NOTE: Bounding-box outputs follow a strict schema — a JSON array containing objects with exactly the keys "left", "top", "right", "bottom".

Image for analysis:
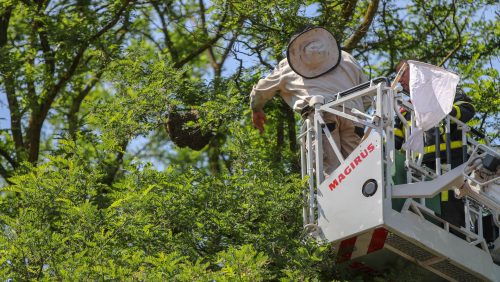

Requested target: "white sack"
[{"left": 402, "top": 61, "right": 459, "bottom": 153}]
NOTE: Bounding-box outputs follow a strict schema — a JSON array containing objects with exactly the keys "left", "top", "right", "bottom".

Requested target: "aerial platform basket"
[{"left": 299, "top": 78, "right": 500, "bottom": 281}]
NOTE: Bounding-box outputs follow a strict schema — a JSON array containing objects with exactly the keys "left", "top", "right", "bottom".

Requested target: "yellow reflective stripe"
[
  {"left": 394, "top": 128, "right": 405, "bottom": 138},
  {"left": 424, "top": 140, "right": 463, "bottom": 154},
  {"left": 453, "top": 105, "right": 461, "bottom": 120},
  {"left": 441, "top": 191, "right": 449, "bottom": 201}
]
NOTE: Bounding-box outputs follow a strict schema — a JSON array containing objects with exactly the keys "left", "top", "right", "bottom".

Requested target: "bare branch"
[
  {"left": 173, "top": 34, "right": 224, "bottom": 68},
  {"left": 236, "top": 37, "right": 274, "bottom": 70},
  {"left": 232, "top": 55, "right": 244, "bottom": 91},
  {"left": 139, "top": 29, "right": 164, "bottom": 50},
  {"left": 219, "top": 33, "right": 238, "bottom": 69},
  {"left": 419, "top": 2, "right": 448, "bottom": 43},
  {"left": 198, "top": 0, "right": 218, "bottom": 71},
  {"left": 438, "top": 43, "right": 462, "bottom": 67},
  {"left": 438, "top": 0, "right": 465, "bottom": 67},
  {"left": 152, "top": 2, "right": 179, "bottom": 63},
  {"left": 381, "top": 0, "right": 395, "bottom": 71},
  {"left": 344, "top": 0, "right": 380, "bottom": 52},
  {"left": 173, "top": 3, "right": 230, "bottom": 69}
]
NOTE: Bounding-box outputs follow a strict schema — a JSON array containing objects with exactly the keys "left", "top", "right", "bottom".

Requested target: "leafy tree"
[{"left": 0, "top": 0, "right": 498, "bottom": 280}]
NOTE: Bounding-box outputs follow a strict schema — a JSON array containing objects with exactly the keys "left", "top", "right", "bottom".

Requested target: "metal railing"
[
  {"left": 299, "top": 78, "right": 499, "bottom": 256},
  {"left": 299, "top": 78, "right": 392, "bottom": 227}
]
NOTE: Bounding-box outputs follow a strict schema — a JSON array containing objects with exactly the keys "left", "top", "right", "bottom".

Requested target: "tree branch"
[
  {"left": 68, "top": 70, "right": 104, "bottom": 138},
  {"left": 479, "top": 113, "right": 487, "bottom": 132},
  {"left": 344, "top": 0, "right": 379, "bottom": 52},
  {"left": 173, "top": 32, "right": 227, "bottom": 69},
  {"left": 33, "top": 1, "right": 55, "bottom": 75},
  {"left": 37, "top": 28, "right": 55, "bottom": 74},
  {"left": 198, "top": 0, "right": 220, "bottom": 73},
  {"left": 173, "top": 2, "right": 229, "bottom": 68},
  {"left": 0, "top": 147, "right": 18, "bottom": 169},
  {"left": 0, "top": 6, "right": 24, "bottom": 162},
  {"left": 332, "top": 0, "right": 358, "bottom": 40},
  {"left": 341, "top": 0, "right": 358, "bottom": 23},
  {"left": 438, "top": 43, "right": 461, "bottom": 67},
  {"left": 217, "top": 33, "right": 238, "bottom": 76},
  {"left": 438, "top": 0, "right": 464, "bottom": 67},
  {"left": 139, "top": 29, "right": 163, "bottom": 50},
  {"left": 152, "top": 2, "right": 179, "bottom": 63},
  {"left": 27, "top": 44, "right": 86, "bottom": 162},
  {"left": 26, "top": 0, "right": 133, "bottom": 163},
  {"left": 0, "top": 5, "right": 12, "bottom": 47},
  {"left": 382, "top": 0, "right": 395, "bottom": 72},
  {"left": 4, "top": 77, "right": 25, "bottom": 161}
]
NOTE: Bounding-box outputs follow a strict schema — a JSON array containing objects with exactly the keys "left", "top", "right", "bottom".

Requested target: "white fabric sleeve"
[{"left": 250, "top": 65, "right": 283, "bottom": 111}]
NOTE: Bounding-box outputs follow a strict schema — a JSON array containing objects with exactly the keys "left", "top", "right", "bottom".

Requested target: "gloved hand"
[{"left": 252, "top": 110, "right": 267, "bottom": 134}]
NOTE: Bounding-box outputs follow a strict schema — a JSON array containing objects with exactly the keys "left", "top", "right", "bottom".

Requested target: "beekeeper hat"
[{"left": 287, "top": 27, "right": 341, "bottom": 79}]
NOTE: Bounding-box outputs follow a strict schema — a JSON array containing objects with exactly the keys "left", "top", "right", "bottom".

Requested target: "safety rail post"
[
  {"left": 409, "top": 110, "right": 416, "bottom": 183},
  {"left": 462, "top": 124, "right": 468, "bottom": 164},
  {"left": 445, "top": 117, "right": 452, "bottom": 172},
  {"left": 306, "top": 119, "right": 315, "bottom": 225},
  {"left": 314, "top": 103, "right": 324, "bottom": 186},
  {"left": 435, "top": 127, "right": 441, "bottom": 176},
  {"left": 381, "top": 84, "right": 394, "bottom": 203},
  {"left": 300, "top": 122, "right": 309, "bottom": 225}
]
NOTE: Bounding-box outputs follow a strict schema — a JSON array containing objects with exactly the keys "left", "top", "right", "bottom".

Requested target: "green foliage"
[
  {"left": 460, "top": 61, "right": 499, "bottom": 141},
  {"left": 0, "top": 142, "right": 317, "bottom": 280},
  {"left": 0, "top": 0, "right": 498, "bottom": 280}
]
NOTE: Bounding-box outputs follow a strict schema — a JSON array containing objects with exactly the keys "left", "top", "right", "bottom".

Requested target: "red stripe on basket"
[
  {"left": 336, "top": 236, "right": 357, "bottom": 263},
  {"left": 366, "top": 227, "right": 388, "bottom": 254}
]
